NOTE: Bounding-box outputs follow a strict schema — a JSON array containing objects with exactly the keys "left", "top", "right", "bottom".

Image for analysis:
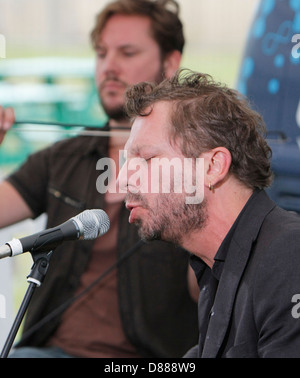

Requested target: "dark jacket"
[
  {"left": 8, "top": 128, "right": 198, "bottom": 358},
  {"left": 187, "top": 190, "right": 300, "bottom": 358}
]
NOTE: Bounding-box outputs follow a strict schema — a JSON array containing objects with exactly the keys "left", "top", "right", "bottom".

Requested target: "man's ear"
[
  {"left": 203, "top": 147, "right": 232, "bottom": 190},
  {"left": 163, "top": 50, "right": 182, "bottom": 78}
]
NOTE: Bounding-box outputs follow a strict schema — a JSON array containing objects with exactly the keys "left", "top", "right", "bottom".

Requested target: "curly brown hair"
[
  {"left": 125, "top": 69, "right": 273, "bottom": 190},
  {"left": 90, "top": 0, "right": 185, "bottom": 58}
]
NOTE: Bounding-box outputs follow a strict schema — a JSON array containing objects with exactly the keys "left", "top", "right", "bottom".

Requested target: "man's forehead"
[
  {"left": 124, "top": 119, "right": 150, "bottom": 153},
  {"left": 125, "top": 102, "right": 173, "bottom": 153},
  {"left": 98, "top": 14, "right": 153, "bottom": 42}
]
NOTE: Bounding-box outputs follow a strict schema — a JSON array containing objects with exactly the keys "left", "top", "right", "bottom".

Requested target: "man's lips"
[
  {"left": 125, "top": 202, "right": 141, "bottom": 224},
  {"left": 101, "top": 80, "right": 126, "bottom": 92}
]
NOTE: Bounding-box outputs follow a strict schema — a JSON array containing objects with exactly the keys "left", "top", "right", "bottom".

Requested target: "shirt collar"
[{"left": 191, "top": 189, "right": 262, "bottom": 282}]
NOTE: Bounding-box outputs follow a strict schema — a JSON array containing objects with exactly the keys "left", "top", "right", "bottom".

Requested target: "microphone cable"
[
  {"left": 17, "top": 239, "right": 144, "bottom": 345},
  {"left": 11, "top": 121, "right": 131, "bottom": 138},
  {"left": 13, "top": 120, "right": 132, "bottom": 130}
]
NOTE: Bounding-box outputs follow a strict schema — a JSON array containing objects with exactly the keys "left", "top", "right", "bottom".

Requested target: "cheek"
[
  {"left": 154, "top": 192, "right": 178, "bottom": 214},
  {"left": 95, "top": 56, "right": 104, "bottom": 73},
  {"left": 95, "top": 64, "right": 103, "bottom": 87},
  {"left": 125, "top": 57, "right": 163, "bottom": 85}
]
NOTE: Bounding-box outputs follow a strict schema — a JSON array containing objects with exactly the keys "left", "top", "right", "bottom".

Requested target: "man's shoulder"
[
  {"left": 39, "top": 133, "right": 108, "bottom": 159},
  {"left": 255, "top": 204, "right": 300, "bottom": 263},
  {"left": 264, "top": 204, "right": 300, "bottom": 236}
]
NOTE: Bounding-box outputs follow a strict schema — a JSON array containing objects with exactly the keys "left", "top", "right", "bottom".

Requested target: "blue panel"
[{"left": 237, "top": 0, "right": 300, "bottom": 212}]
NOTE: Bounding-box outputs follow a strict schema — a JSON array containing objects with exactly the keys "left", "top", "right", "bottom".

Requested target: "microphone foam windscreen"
[{"left": 75, "top": 209, "right": 110, "bottom": 240}]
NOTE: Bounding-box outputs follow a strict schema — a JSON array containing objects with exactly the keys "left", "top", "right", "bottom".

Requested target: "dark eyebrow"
[
  {"left": 96, "top": 43, "right": 140, "bottom": 50},
  {"left": 119, "top": 44, "right": 139, "bottom": 49}
]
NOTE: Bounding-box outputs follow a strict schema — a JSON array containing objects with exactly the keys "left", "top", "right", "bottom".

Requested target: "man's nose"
[
  {"left": 117, "top": 159, "right": 129, "bottom": 194},
  {"left": 117, "top": 156, "right": 149, "bottom": 194},
  {"left": 101, "top": 51, "right": 120, "bottom": 75}
]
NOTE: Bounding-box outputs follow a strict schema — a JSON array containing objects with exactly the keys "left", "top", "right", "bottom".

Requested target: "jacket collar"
[{"left": 201, "top": 190, "right": 276, "bottom": 357}]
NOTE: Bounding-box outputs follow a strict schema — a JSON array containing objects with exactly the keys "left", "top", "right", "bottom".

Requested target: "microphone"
[{"left": 0, "top": 209, "right": 110, "bottom": 259}]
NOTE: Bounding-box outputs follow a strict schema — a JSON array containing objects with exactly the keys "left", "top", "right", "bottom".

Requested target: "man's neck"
[
  {"left": 108, "top": 118, "right": 131, "bottom": 149},
  {"left": 109, "top": 118, "right": 130, "bottom": 129},
  {"left": 105, "top": 118, "right": 130, "bottom": 204},
  {"left": 181, "top": 181, "right": 253, "bottom": 268}
]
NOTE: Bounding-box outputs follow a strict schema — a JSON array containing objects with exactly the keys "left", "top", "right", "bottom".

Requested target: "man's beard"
[
  {"left": 127, "top": 192, "right": 208, "bottom": 246},
  {"left": 99, "top": 77, "right": 128, "bottom": 122},
  {"left": 102, "top": 101, "right": 128, "bottom": 122}
]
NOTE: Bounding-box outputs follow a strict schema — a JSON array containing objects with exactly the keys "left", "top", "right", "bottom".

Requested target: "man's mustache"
[
  {"left": 125, "top": 192, "right": 149, "bottom": 208},
  {"left": 99, "top": 76, "right": 128, "bottom": 91}
]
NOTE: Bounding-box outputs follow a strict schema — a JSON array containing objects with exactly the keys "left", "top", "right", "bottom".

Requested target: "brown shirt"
[{"left": 49, "top": 201, "right": 141, "bottom": 358}]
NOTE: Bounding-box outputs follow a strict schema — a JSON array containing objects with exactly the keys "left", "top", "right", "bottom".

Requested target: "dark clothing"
[
  {"left": 48, "top": 201, "right": 141, "bottom": 358},
  {"left": 7, "top": 128, "right": 198, "bottom": 358},
  {"left": 187, "top": 190, "right": 300, "bottom": 358}
]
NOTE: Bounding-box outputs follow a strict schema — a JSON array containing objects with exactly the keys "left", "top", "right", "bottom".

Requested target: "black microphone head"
[{"left": 73, "top": 209, "right": 110, "bottom": 240}]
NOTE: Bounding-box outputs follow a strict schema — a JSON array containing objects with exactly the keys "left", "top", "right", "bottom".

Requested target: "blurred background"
[
  {"left": 0, "top": 0, "right": 259, "bottom": 175},
  {"left": 0, "top": 0, "right": 261, "bottom": 349}
]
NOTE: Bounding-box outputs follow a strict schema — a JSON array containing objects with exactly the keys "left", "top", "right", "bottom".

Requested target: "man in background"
[{"left": 0, "top": 0, "right": 198, "bottom": 358}]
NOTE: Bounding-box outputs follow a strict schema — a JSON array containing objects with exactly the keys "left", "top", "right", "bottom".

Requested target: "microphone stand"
[{"left": 0, "top": 250, "right": 53, "bottom": 358}]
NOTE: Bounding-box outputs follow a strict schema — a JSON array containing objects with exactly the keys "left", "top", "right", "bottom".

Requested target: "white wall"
[{"left": 0, "top": 0, "right": 259, "bottom": 53}]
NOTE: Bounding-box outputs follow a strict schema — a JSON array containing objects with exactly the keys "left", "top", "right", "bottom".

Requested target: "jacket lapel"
[{"left": 201, "top": 190, "right": 276, "bottom": 357}]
